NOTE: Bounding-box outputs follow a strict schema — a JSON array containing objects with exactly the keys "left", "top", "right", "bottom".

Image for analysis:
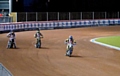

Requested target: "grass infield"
[{"left": 95, "top": 36, "right": 120, "bottom": 48}]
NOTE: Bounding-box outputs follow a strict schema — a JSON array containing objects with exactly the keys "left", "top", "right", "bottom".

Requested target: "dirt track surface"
[{"left": 0, "top": 26, "right": 120, "bottom": 76}]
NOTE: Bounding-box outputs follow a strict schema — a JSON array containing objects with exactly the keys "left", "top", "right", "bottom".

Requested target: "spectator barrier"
[
  {"left": 0, "top": 19, "right": 120, "bottom": 33},
  {"left": 0, "top": 16, "right": 13, "bottom": 23}
]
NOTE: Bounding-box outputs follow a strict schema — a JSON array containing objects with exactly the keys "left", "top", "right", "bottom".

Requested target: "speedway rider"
[
  {"left": 6, "top": 30, "right": 16, "bottom": 48},
  {"left": 34, "top": 28, "right": 43, "bottom": 47},
  {"left": 64, "top": 35, "right": 76, "bottom": 52}
]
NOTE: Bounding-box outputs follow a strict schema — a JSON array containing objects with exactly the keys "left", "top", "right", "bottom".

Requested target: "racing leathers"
[
  {"left": 34, "top": 31, "right": 43, "bottom": 46},
  {"left": 64, "top": 37, "right": 76, "bottom": 52},
  {"left": 6, "top": 32, "right": 16, "bottom": 48}
]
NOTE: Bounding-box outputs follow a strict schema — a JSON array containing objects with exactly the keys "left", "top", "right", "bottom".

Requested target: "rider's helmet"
[
  {"left": 10, "top": 30, "right": 14, "bottom": 34},
  {"left": 69, "top": 35, "right": 73, "bottom": 39},
  {"left": 36, "top": 28, "right": 40, "bottom": 33},
  {"left": 69, "top": 35, "right": 73, "bottom": 42}
]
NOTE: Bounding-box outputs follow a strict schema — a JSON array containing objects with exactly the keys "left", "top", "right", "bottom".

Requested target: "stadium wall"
[{"left": 0, "top": 19, "right": 120, "bottom": 33}]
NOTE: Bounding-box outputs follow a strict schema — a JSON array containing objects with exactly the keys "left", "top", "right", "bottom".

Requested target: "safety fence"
[
  {"left": 17, "top": 12, "right": 120, "bottom": 22},
  {"left": 0, "top": 16, "right": 13, "bottom": 23},
  {"left": 0, "top": 12, "right": 120, "bottom": 23},
  {"left": 0, "top": 19, "right": 120, "bottom": 33},
  {"left": 0, "top": 63, "right": 13, "bottom": 76}
]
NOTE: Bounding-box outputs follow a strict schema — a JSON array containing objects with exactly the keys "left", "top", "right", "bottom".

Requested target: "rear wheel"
[
  {"left": 38, "top": 41, "right": 41, "bottom": 48},
  {"left": 68, "top": 55, "right": 71, "bottom": 57},
  {"left": 10, "top": 43, "right": 13, "bottom": 48},
  {"left": 8, "top": 44, "right": 10, "bottom": 49},
  {"left": 66, "top": 50, "right": 70, "bottom": 56}
]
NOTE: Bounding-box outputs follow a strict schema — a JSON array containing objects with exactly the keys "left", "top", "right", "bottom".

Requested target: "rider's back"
[{"left": 7, "top": 32, "right": 15, "bottom": 39}]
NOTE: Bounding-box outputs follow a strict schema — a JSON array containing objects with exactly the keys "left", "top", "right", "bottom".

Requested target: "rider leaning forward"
[
  {"left": 34, "top": 28, "right": 43, "bottom": 46},
  {"left": 6, "top": 30, "right": 16, "bottom": 48},
  {"left": 64, "top": 35, "right": 76, "bottom": 52}
]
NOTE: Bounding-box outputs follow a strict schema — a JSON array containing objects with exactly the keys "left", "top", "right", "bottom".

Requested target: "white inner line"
[{"left": 90, "top": 37, "right": 120, "bottom": 51}]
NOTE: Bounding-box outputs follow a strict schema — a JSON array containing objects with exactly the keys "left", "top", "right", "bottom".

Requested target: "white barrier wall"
[
  {"left": 0, "top": 19, "right": 120, "bottom": 32},
  {"left": 0, "top": 63, "right": 13, "bottom": 76}
]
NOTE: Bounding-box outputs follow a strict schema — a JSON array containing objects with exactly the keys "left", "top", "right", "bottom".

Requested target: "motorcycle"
[
  {"left": 7, "top": 39, "right": 16, "bottom": 49},
  {"left": 35, "top": 37, "right": 43, "bottom": 48},
  {"left": 65, "top": 42, "right": 76, "bottom": 57}
]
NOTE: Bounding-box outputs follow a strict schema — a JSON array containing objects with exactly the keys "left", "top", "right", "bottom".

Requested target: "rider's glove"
[
  {"left": 34, "top": 35, "right": 36, "bottom": 38},
  {"left": 73, "top": 42, "right": 76, "bottom": 45}
]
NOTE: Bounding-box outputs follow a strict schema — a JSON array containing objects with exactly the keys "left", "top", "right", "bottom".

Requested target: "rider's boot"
[
  {"left": 14, "top": 43, "right": 17, "bottom": 48},
  {"left": 39, "top": 40, "right": 41, "bottom": 48},
  {"left": 65, "top": 48, "right": 69, "bottom": 56},
  {"left": 35, "top": 43, "right": 37, "bottom": 48},
  {"left": 35, "top": 39, "right": 38, "bottom": 48},
  {"left": 6, "top": 44, "right": 9, "bottom": 49}
]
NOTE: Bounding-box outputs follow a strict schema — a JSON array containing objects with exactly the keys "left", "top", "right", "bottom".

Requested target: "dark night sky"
[
  {"left": 12, "top": 0, "right": 119, "bottom": 12},
  {"left": 23, "top": 0, "right": 33, "bottom": 6},
  {"left": 12, "top": 0, "right": 48, "bottom": 12}
]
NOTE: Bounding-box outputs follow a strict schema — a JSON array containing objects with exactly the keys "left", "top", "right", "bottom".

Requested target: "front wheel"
[
  {"left": 66, "top": 50, "right": 72, "bottom": 57},
  {"left": 66, "top": 50, "right": 71, "bottom": 57},
  {"left": 35, "top": 41, "right": 41, "bottom": 48},
  {"left": 8, "top": 41, "right": 13, "bottom": 48},
  {"left": 38, "top": 41, "right": 41, "bottom": 48}
]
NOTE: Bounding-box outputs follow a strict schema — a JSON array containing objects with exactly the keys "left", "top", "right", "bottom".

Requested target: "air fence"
[
  {"left": 0, "top": 63, "right": 13, "bottom": 76},
  {"left": 0, "top": 19, "right": 120, "bottom": 33}
]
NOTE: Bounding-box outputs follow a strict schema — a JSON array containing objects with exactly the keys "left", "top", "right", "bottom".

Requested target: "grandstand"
[{"left": 0, "top": 0, "right": 17, "bottom": 23}]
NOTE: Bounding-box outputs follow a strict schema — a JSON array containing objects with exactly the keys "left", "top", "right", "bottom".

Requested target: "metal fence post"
[
  {"left": 16, "top": 12, "right": 17, "bottom": 22},
  {"left": 80, "top": 12, "right": 82, "bottom": 20},
  {"left": 9, "top": 17, "right": 10, "bottom": 22},
  {"left": 26, "top": 12, "right": 27, "bottom": 22},
  {"left": 69, "top": 12, "right": 71, "bottom": 20},
  {"left": 118, "top": 11, "right": 119, "bottom": 18},
  {"left": 58, "top": 12, "right": 59, "bottom": 21},
  {"left": 46, "top": 12, "right": 48, "bottom": 21},
  {"left": 36, "top": 12, "right": 38, "bottom": 21},
  {"left": 105, "top": 12, "right": 106, "bottom": 19},
  {"left": 8, "top": 17, "right": 9, "bottom": 22},
  {"left": 93, "top": 12, "right": 94, "bottom": 20}
]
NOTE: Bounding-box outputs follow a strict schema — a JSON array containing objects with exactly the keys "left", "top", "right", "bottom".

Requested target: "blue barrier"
[{"left": 0, "top": 19, "right": 120, "bottom": 32}]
